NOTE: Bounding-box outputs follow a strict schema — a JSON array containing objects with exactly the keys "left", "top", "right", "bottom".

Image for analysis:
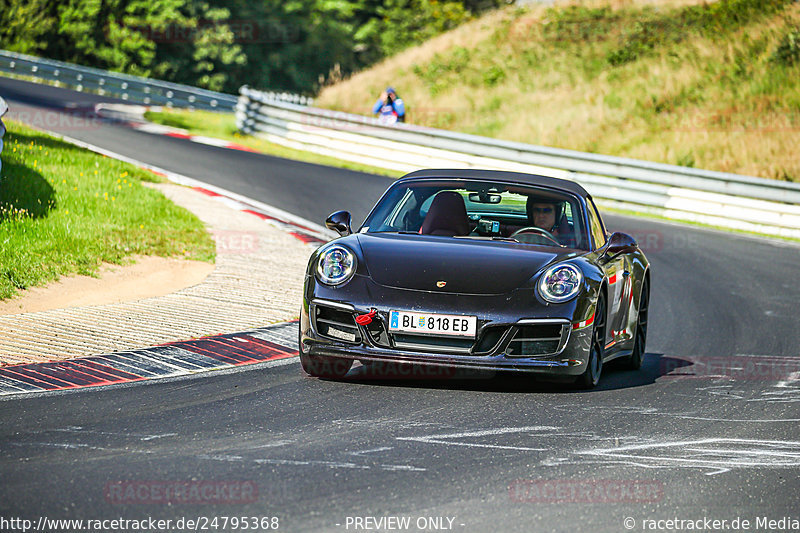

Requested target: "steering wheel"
[{"left": 510, "top": 226, "right": 562, "bottom": 246}]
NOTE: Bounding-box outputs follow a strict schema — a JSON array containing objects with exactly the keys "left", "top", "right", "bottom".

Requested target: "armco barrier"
[
  {"left": 0, "top": 50, "right": 312, "bottom": 111},
  {"left": 0, "top": 50, "right": 236, "bottom": 110},
  {"left": 236, "top": 85, "right": 800, "bottom": 239}
]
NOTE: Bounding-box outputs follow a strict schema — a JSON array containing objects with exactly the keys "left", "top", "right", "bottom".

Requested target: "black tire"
[
  {"left": 575, "top": 293, "right": 606, "bottom": 389},
  {"left": 624, "top": 278, "right": 649, "bottom": 370},
  {"left": 298, "top": 333, "right": 353, "bottom": 379}
]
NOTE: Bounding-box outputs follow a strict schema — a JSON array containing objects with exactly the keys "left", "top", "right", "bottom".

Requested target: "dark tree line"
[{"left": 0, "top": 0, "right": 508, "bottom": 94}]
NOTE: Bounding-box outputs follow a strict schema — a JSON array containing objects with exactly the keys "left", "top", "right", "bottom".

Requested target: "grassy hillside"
[{"left": 316, "top": 0, "right": 800, "bottom": 181}]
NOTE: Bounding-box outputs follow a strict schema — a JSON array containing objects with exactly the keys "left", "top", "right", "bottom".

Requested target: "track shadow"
[
  {"left": 322, "top": 352, "right": 694, "bottom": 394},
  {"left": 0, "top": 133, "right": 56, "bottom": 219}
]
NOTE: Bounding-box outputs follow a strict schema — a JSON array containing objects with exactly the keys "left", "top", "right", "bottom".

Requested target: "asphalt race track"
[
  {"left": 0, "top": 77, "right": 392, "bottom": 226},
  {"left": 1, "top": 77, "right": 799, "bottom": 532}
]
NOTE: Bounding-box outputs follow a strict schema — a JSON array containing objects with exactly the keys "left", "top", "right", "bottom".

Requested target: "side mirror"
[
  {"left": 325, "top": 210, "right": 352, "bottom": 237},
  {"left": 603, "top": 232, "right": 638, "bottom": 260}
]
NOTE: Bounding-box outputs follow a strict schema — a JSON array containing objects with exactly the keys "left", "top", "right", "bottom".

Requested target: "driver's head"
[
  {"left": 527, "top": 195, "right": 561, "bottom": 231},
  {"left": 531, "top": 203, "right": 556, "bottom": 231}
]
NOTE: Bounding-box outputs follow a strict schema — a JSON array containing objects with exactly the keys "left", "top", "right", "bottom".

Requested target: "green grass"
[
  {"left": 143, "top": 108, "right": 397, "bottom": 178},
  {"left": 0, "top": 120, "right": 215, "bottom": 300}
]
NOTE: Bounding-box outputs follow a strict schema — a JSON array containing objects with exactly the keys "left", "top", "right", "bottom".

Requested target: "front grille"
[
  {"left": 314, "top": 305, "right": 360, "bottom": 344},
  {"left": 505, "top": 322, "right": 569, "bottom": 357},
  {"left": 392, "top": 334, "right": 474, "bottom": 354},
  {"left": 311, "top": 305, "right": 568, "bottom": 358}
]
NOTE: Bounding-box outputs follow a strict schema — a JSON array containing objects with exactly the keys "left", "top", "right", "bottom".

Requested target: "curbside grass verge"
[{"left": 0, "top": 120, "right": 215, "bottom": 300}]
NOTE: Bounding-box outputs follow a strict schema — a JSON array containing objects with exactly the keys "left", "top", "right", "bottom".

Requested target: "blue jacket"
[{"left": 373, "top": 97, "right": 405, "bottom": 123}]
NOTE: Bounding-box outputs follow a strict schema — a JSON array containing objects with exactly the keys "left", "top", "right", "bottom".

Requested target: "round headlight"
[
  {"left": 538, "top": 263, "right": 583, "bottom": 303},
  {"left": 316, "top": 245, "right": 357, "bottom": 286}
]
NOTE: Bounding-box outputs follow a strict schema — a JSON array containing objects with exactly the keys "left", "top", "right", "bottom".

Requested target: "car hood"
[{"left": 356, "top": 233, "right": 575, "bottom": 295}]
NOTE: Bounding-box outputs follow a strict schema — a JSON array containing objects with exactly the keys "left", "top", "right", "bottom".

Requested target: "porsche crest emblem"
[{"left": 436, "top": 281, "right": 447, "bottom": 288}]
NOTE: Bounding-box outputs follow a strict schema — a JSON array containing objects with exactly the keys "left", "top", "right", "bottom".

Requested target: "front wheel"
[{"left": 575, "top": 293, "right": 606, "bottom": 389}]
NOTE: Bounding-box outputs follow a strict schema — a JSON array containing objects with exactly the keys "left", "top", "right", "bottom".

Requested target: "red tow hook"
[{"left": 355, "top": 308, "right": 378, "bottom": 326}]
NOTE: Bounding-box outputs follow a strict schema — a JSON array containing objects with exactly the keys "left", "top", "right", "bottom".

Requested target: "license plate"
[{"left": 388, "top": 310, "right": 477, "bottom": 337}]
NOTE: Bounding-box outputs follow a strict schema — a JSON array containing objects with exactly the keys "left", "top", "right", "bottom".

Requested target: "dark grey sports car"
[{"left": 300, "top": 169, "right": 650, "bottom": 388}]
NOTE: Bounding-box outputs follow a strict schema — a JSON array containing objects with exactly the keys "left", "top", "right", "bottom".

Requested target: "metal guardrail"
[
  {"left": 0, "top": 51, "right": 314, "bottom": 111},
  {"left": 0, "top": 50, "right": 237, "bottom": 111},
  {"left": 237, "top": 86, "right": 800, "bottom": 239}
]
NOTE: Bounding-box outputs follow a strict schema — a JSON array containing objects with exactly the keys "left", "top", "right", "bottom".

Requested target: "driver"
[{"left": 526, "top": 196, "right": 577, "bottom": 247}]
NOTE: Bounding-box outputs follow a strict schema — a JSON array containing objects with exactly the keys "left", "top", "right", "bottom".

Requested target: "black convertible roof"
[{"left": 399, "top": 169, "right": 590, "bottom": 198}]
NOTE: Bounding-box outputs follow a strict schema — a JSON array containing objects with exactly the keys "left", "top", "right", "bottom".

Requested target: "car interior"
[{"left": 364, "top": 180, "right": 588, "bottom": 249}]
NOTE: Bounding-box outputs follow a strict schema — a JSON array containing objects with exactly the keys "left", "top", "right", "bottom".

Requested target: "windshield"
[{"left": 361, "top": 179, "right": 589, "bottom": 250}]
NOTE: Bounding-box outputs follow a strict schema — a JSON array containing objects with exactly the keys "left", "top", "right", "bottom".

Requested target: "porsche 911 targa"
[{"left": 300, "top": 169, "right": 650, "bottom": 388}]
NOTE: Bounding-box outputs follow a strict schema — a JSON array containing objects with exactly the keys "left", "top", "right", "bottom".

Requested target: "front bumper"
[{"left": 300, "top": 290, "right": 594, "bottom": 377}]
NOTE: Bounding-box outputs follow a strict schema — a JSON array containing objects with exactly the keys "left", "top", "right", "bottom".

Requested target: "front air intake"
[
  {"left": 505, "top": 321, "right": 570, "bottom": 357},
  {"left": 314, "top": 305, "right": 360, "bottom": 344}
]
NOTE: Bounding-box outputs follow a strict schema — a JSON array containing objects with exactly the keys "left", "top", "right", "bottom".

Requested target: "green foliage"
[
  {"left": 0, "top": 0, "right": 246, "bottom": 91},
  {"left": 680, "top": 0, "right": 790, "bottom": 34},
  {"left": 413, "top": 46, "right": 473, "bottom": 95},
  {"left": 0, "top": 0, "right": 57, "bottom": 54},
  {"left": 360, "top": 0, "right": 472, "bottom": 56},
  {"left": 676, "top": 152, "right": 696, "bottom": 168},
  {"left": 607, "top": 17, "right": 683, "bottom": 66},
  {"left": 541, "top": 6, "right": 621, "bottom": 44},
  {"left": 772, "top": 27, "right": 800, "bottom": 66},
  {"left": 0, "top": 0, "right": 501, "bottom": 94},
  {"left": 483, "top": 65, "right": 505, "bottom": 86},
  {"left": 153, "top": 2, "right": 247, "bottom": 92},
  {"left": 607, "top": 0, "right": 794, "bottom": 66}
]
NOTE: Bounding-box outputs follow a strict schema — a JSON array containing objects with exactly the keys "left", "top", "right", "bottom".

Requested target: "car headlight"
[
  {"left": 538, "top": 263, "right": 583, "bottom": 303},
  {"left": 316, "top": 245, "right": 357, "bottom": 286}
]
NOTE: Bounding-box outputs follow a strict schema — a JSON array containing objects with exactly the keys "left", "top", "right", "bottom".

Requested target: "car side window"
[{"left": 587, "top": 200, "right": 606, "bottom": 249}]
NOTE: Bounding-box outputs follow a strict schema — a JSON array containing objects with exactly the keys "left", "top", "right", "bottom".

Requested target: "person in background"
[{"left": 372, "top": 87, "right": 405, "bottom": 125}]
